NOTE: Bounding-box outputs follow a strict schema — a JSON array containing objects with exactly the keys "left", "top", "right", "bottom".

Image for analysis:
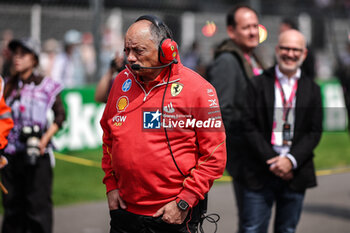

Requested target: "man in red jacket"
[{"left": 100, "top": 15, "right": 226, "bottom": 233}]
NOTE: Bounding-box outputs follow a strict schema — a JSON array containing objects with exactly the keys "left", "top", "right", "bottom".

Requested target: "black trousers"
[
  {"left": 1, "top": 152, "right": 53, "bottom": 233},
  {"left": 109, "top": 209, "right": 199, "bottom": 233}
]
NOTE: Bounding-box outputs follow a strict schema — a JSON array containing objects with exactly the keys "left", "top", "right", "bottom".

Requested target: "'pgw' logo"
[
  {"left": 143, "top": 110, "right": 162, "bottom": 129},
  {"left": 112, "top": 115, "right": 127, "bottom": 122}
]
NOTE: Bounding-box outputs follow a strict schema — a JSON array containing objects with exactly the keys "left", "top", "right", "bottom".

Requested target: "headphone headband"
[
  {"left": 135, "top": 15, "right": 172, "bottom": 39},
  {"left": 136, "top": 15, "right": 163, "bottom": 28}
]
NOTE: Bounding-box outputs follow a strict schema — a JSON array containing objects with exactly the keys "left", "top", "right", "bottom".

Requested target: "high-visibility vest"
[{"left": 0, "top": 77, "right": 14, "bottom": 150}]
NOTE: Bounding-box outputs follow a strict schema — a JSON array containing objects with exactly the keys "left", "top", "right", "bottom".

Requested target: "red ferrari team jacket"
[{"left": 100, "top": 62, "right": 226, "bottom": 216}]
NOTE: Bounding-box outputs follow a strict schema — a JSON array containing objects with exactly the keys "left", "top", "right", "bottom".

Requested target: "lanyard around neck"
[{"left": 275, "top": 75, "right": 298, "bottom": 122}]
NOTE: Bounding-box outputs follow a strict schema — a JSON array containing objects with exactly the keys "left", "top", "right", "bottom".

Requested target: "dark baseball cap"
[{"left": 8, "top": 38, "right": 40, "bottom": 58}]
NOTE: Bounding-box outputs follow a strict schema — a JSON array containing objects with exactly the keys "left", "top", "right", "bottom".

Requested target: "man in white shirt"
[{"left": 242, "top": 29, "right": 323, "bottom": 233}]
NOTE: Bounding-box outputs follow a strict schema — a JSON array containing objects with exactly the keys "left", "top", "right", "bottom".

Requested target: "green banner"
[
  {"left": 319, "top": 80, "right": 348, "bottom": 131},
  {"left": 52, "top": 86, "right": 105, "bottom": 152}
]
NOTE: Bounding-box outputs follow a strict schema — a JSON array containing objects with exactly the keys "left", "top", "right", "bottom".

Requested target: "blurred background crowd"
[{"left": 0, "top": 0, "right": 349, "bottom": 85}]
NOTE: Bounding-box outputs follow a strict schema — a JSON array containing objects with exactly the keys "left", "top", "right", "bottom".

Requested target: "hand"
[
  {"left": 280, "top": 171, "right": 294, "bottom": 181},
  {"left": 38, "top": 123, "right": 59, "bottom": 155},
  {"left": 107, "top": 189, "right": 127, "bottom": 210},
  {"left": 39, "top": 134, "right": 50, "bottom": 155},
  {"left": 153, "top": 200, "right": 189, "bottom": 224},
  {"left": 110, "top": 53, "right": 124, "bottom": 73},
  {"left": 0, "top": 156, "right": 8, "bottom": 169},
  {"left": 267, "top": 156, "right": 293, "bottom": 178}
]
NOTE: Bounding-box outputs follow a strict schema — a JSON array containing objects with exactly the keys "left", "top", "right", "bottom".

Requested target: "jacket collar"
[
  {"left": 18, "top": 73, "right": 43, "bottom": 85},
  {"left": 214, "top": 39, "right": 267, "bottom": 79}
]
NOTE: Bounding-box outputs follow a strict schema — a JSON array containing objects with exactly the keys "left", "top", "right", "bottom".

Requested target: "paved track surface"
[{"left": 2, "top": 173, "right": 350, "bottom": 233}]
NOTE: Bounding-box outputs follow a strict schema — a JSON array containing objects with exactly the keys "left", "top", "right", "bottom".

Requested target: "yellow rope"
[
  {"left": 216, "top": 166, "right": 350, "bottom": 182},
  {"left": 54, "top": 152, "right": 350, "bottom": 180},
  {"left": 55, "top": 152, "right": 100, "bottom": 168}
]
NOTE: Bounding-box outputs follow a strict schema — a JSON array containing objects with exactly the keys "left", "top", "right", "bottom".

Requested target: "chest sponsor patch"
[
  {"left": 208, "top": 99, "right": 219, "bottom": 108},
  {"left": 112, "top": 115, "right": 127, "bottom": 127},
  {"left": 122, "top": 79, "right": 132, "bottom": 92},
  {"left": 207, "top": 88, "right": 215, "bottom": 97},
  {"left": 171, "top": 83, "right": 183, "bottom": 97},
  {"left": 116, "top": 96, "right": 129, "bottom": 112},
  {"left": 163, "top": 102, "right": 175, "bottom": 113}
]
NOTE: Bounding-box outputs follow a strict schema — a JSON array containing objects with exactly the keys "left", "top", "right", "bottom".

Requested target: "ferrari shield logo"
[{"left": 171, "top": 83, "right": 183, "bottom": 97}]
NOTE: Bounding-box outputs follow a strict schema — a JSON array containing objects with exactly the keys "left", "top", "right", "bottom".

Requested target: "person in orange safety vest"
[{"left": 0, "top": 76, "right": 14, "bottom": 169}]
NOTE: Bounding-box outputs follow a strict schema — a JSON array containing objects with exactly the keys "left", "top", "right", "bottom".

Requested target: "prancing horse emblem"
[{"left": 171, "top": 83, "right": 183, "bottom": 97}]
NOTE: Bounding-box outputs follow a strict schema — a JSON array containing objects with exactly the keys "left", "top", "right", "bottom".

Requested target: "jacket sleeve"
[
  {"left": 208, "top": 53, "right": 246, "bottom": 132},
  {"left": 52, "top": 93, "right": 66, "bottom": 128},
  {"left": 243, "top": 77, "right": 278, "bottom": 163},
  {"left": 177, "top": 82, "right": 227, "bottom": 208},
  {"left": 0, "top": 97, "right": 14, "bottom": 150},
  {"left": 290, "top": 84, "right": 323, "bottom": 166},
  {"left": 100, "top": 85, "right": 118, "bottom": 193}
]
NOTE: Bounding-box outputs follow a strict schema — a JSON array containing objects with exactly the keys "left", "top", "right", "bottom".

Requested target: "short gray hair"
[
  {"left": 135, "top": 15, "right": 173, "bottom": 46},
  {"left": 148, "top": 22, "right": 173, "bottom": 47}
]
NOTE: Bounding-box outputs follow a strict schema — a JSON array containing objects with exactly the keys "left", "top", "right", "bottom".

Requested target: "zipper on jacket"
[
  {"left": 126, "top": 66, "right": 180, "bottom": 102},
  {"left": 138, "top": 80, "right": 179, "bottom": 102}
]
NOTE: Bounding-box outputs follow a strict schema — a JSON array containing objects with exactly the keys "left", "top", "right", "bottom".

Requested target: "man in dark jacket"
[
  {"left": 242, "top": 29, "right": 322, "bottom": 233},
  {"left": 207, "top": 4, "right": 267, "bottom": 232}
]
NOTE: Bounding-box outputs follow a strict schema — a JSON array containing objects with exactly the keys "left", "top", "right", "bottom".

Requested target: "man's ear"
[{"left": 227, "top": 26, "right": 236, "bottom": 40}]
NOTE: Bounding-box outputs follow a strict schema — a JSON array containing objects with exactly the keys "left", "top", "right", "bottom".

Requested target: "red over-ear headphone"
[
  {"left": 136, "top": 15, "right": 178, "bottom": 64},
  {"left": 159, "top": 38, "right": 178, "bottom": 64}
]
